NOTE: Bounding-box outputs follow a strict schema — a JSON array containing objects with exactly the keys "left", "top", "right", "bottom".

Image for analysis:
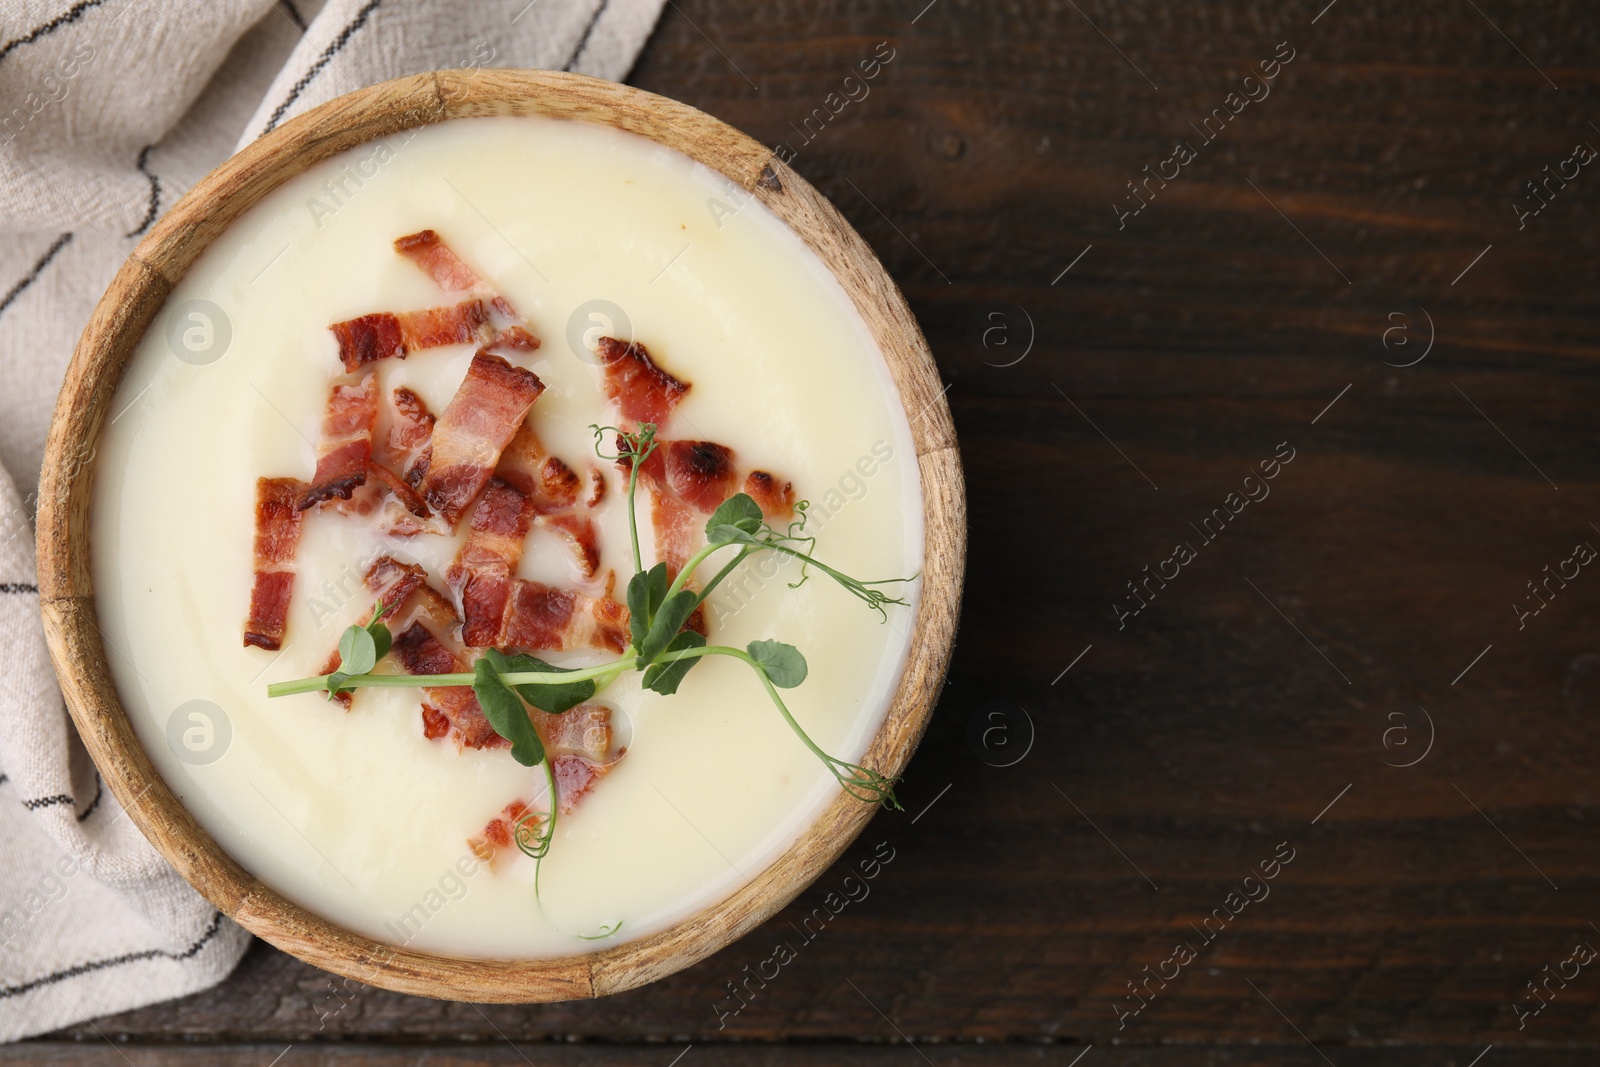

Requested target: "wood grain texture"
[
  {"left": 32, "top": 69, "right": 959, "bottom": 1004},
  {"left": 1, "top": 1044, "right": 1583, "bottom": 1066},
  {"left": 25, "top": 0, "right": 1600, "bottom": 1056}
]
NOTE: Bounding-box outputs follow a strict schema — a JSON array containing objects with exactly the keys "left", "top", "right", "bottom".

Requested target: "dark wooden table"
[{"left": 15, "top": 0, "right": 1600, "bottom": 1062}]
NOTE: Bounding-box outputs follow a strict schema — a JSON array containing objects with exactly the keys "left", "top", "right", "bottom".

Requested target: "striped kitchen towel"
[{"left": 0, "top": 0, "right": 664, "bottom": 1041}]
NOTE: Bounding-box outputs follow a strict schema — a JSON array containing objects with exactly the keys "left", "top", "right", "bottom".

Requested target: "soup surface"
[{"left": 92, "top": 115, "right": 920, "bottom": 958}]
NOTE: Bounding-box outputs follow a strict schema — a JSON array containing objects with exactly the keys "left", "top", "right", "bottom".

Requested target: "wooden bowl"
[{"left": 35, "top": 70, "right": 964, "bottom": 1002}]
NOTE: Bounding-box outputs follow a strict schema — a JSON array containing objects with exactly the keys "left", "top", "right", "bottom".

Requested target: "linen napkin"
[{"left": 0, "top": 0, "right": 665, "bottom": 1040}]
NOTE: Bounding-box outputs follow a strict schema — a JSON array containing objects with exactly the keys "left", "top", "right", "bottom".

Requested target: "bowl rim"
[{"left": 35, "top": 68, "right": 965, "bottom": 1002}]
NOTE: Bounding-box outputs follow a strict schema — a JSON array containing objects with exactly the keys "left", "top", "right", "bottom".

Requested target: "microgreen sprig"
[
  {"left": 607, "top": 424, "right": 912, "bottom": 808},
  {"left": 265, "top": 419, "right": 915, "bottom": 882}
]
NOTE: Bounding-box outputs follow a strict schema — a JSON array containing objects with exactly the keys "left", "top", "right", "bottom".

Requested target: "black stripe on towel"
[
  {"left": 0, "top": 236, "right": 72, "bottom": 324},
  {"left": 125, "top": 145, "right": 161, "bottom": 238},
  {"left": 0, "top": 0, "right": 109, "bottom": 66},
  {"left": 262, "top": 0, "right": 386, "bottom": 134},
  {"left": 564, "top": 0, "right": 611, "bottom": 71},
  {"left": 0, "top": 911, "right": 228, "bottom": 1000},
  {"left": 75, "top": 773, "right": 104, "bottom": 822}
]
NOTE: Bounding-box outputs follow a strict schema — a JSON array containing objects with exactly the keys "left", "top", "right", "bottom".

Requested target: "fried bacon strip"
[
  {"left": 494, "top": 326, "right": 541, "bottom": 352},
  {"left": 494, "top": 424, "right": 601, "bottom": 580},
  {"left": 318, "top": 556, "right": 430, "bottom": 709},
  {"left": 394, "top": 229, "right": 519, "bottom": 322},
  {"left": 620, "top": 435, "right": 794, "bottom": 593},
  {"left": 629, "top": 440, "right": 794, "bottom": 521},
  {"left": 539, "top": 703, "right": 624, "bottom": 814},
  {"left": 397, "top": 300, "right": 492, "bottom": 352},
  {"left": 742, "top": 470, "right": 796, "bottom": 519},
  {"left": 418, "top": 352, "right": 545, "bottom": 527},
  {"left": 469, "top": 799, "right": 537, "bottom": 869},
  {"left": 501, "top": 579, "right": 630, "bottom": 655},
  {"left": 389, "top": 576, "right": 507, "bottom": 752},
  {"left": 383, "top": 387, "right": 435, "bottom": 486},
  {"left": 537, "top": 512, "right": 601, "bottom": 582},
  {"left": 367, "top": 387, "right": 447, "bottom": 537},
  {"left": 244, "top": 477, "right": 307, "bottom": 650},
  {"left": 313, "top": 555, "right": 502, "bottom": 748},
  {"left": 395, "top": 229, "right": 481, "bottom": 293},
  {"left": 469, "top": 703, "right": 626, "bottom": 868},
  {"left": 496, "top": 423, "right": 581, "bottom": 511},
  {"left": 446, "top": 478, "right": 536, "bottom": 647},
  {"left": 328, "top": 314, "right": 401, "bottom": 371},
  {"left": 595, "top": 336, "right": 689, "bottom": 427},
  {"left": 299, "top": 373, "right": 379, "bottom": 511},
  {"left": 329, "top": 300, "right": 493, "bottom": 372},
  {"left": 367, "top": 461, "right": 430, "bottom": 518},
  {"left": 618, "top": 439, "right": 795, "bottom": 636}
]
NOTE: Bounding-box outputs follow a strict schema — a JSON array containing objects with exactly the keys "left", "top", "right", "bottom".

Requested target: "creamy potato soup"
[{"left": 92, "top": 115, "right": 920, "bottom": 958}]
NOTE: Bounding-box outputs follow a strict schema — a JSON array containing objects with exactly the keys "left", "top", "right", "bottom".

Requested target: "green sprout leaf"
[
  {"left": 748, "top": 639, "right": 807, "bottom": 688},
  {"left": 626, "top": 562, "right": 670, "bottom": 651},
  {"left": 705, "top": 493, "right": 763, "bottom": 539},
  {"left": 642, "top": 630, "right": 706, "bottom": 695},
  {"left": 367, "top": 619, "right": 392, "bottom": 662},
  {"left": 484, "top": 648, "right": 595, "bottom": 715},
  {"left": 323, "top": 671, "right": 352, "bottom": 700},
  {"left": 337, "top": 623, "right": 377, "bottom": 677},
  {"left": 473, "top": 658, "right": 546, "bottom": 767},
  {"left": 638, "top": 588, "right": 700, "bottom": 666}
]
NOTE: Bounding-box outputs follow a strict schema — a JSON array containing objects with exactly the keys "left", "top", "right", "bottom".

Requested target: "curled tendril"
[
  {"left": 589, "top": 421, "right": 659, "bottom": 465},
  {"left": 824, "top": 756, "right": 902, "bottom": 809},
  {"left": 512, "top": 809, "right": 552, "bottom": 860},
  {"left": 773, "top": 502, "right": 819, "bottom": 589},
  {"left": 725, "top": 499, "right": 914, "bottom": 619}
]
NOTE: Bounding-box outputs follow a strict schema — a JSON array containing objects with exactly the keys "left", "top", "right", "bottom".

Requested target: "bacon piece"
[
  {"left": 393, "top": 620, "right": 506, "bottom": 752},
  {"left": 620, "top": 438, "right": 795, "bottom": 637},
  {"left": 654, "top": 491, "right": 699, "bottom": 578},
  {"left": 493, "top": 326, "right": 541, "bottom": 352},
  {"left": 395, "top": 299, "right": 492, "bottom": 351},
  {"left": 316, "top": 555, "right": 500, "bottom": 750},
  {"left": 244, "top": 477, "right": 306, "bottom": 650},
  {"left": 317, "top": 556, "right": 429, "bottom": 709},
  {"left": 595, "top": 336, "right": 689, "bottom": 427},
  {"left": 537, "top": 512, "right": 600, "bottom": 581},
  {"left": 394, "top": 229, "right": 520, "bottom": 322},
  {"left": 537, "top": 457, "right": 581, "bottom": 511},
  {"left": 538, "top": 704, "right": 624, "bottom": 816},
  {"left": 446, "top": 478, "right": 536, "bottom": 647},
  {"left": 329, "top": 301, "right": 492, "bottom": 372},
  {"left": 418, "top": 352, "right": 545, "bottom": 527},
  {"left": 470, "top": 703, "right": 626, "bottom": 866},
  {"left": 496, "top": 423, "right": 580, "bottom": 512},
  {"left": 384, "top": 388, "right": 435, "bottom": 487},
  {"left": 501, "top": 580, "right": 629, "bottom": 655},
  {"left": 662, "top": 440, "right": 739, "bottom": 512},
  {"left": 394, "top": 625, "right": 500, "bottom": 749},
  {"left": 586, "top": 466, "right": 607, "bottom": 509},
  {"left": 421, "top": 705, "right": 450, "bottom": 740},
  {"left": 493, "top": 423, "right": 599, "bottom": 579},
  {"left": 531, "top": 702, "right": 615, "bottom": 763},
  {"left": 743, "top": 470, "right": 795, "bottom": 520},
  {"left": 299, "top": 373, "right": 379, "bottom": 510},
  {"left": 553, "top": 754, "right": 614, "bottom": 814},
  {"left": 396, "top": 229, "right": 480, "bottom": 291},
  {"left": 367, "top": 462, "right": 431, "bottom": 518},
  {"left": 330, "top": 314, "right": 403, "bottom": 372},
  {"left": 469, "top": 800, "right": 539, "bottom": 870}
]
